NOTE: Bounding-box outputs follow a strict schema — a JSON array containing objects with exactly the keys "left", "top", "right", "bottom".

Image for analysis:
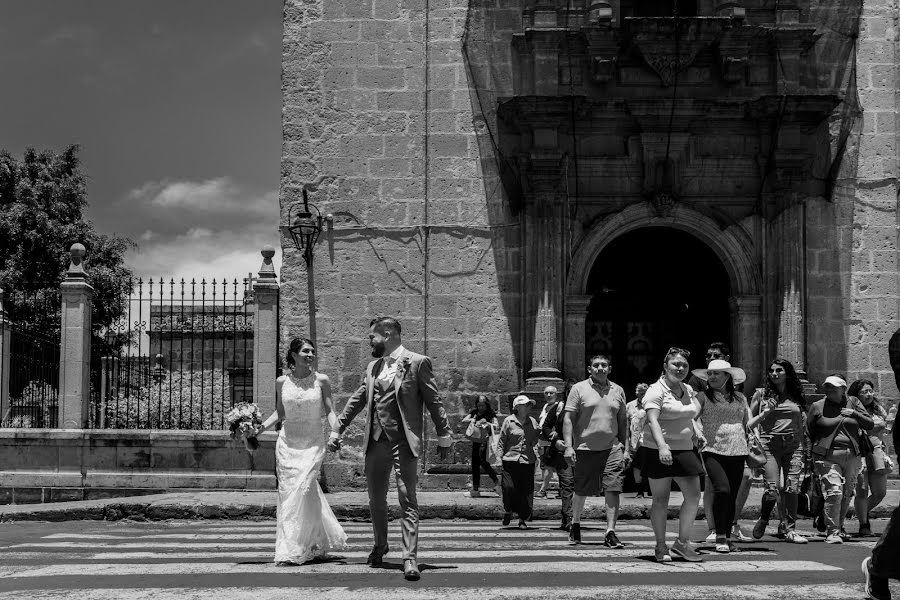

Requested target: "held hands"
[
  {"left": 658, "top": 445, "right": 673, "bottom": 466},
  {"left": 326, "top": 432, "right": 341, "bottom": 452}
]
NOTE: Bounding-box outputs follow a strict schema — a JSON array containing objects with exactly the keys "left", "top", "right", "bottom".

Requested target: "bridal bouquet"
[{"left": 225, "top": 402, "right": 262, "bottom": 451}]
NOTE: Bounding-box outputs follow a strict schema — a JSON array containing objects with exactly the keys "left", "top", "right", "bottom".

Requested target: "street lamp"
[{"left": 286, "top": 189, "right": 323, "bottom": 266}]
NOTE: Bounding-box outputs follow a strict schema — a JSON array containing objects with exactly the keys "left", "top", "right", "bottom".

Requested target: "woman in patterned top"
[
  {"left": 850, "top": 379, "right": 894, "bottom": 537},
  {"left": 693, "top": 360, "right": 749, "bottom": 553},
  {"left": 625, "top": 383, "right": 650, "bottom": 498},
  {"left": 749, "top": 358, "right": 809, "bottom": 544}
]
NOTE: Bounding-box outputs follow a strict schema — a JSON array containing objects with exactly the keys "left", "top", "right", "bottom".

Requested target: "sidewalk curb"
[{"left": 1, "top": 493, "right": 896, "bottom": 523}]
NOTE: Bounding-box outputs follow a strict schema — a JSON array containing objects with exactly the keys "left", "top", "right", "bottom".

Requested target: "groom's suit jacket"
[{"left": 335, "top": 348, "right": 452, "bottom": 458}]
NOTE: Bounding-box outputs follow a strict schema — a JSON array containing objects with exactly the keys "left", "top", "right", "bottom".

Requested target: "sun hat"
[
  {"left": 691, "top": 359, "right": 746, "bottom": 384},
  {"left": 512, "top": 394, "right": 535, "bottom": 409},
  {"left": 823, "top": 375, "right": 847, "bottom": 388}
]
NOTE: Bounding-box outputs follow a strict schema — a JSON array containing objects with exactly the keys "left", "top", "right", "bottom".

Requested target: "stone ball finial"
[
  {"left": 261, "top": 245, "right": 275, "bottom": 261},
  {"left": 70, "top": 243, "right": 86, "bottom": 261}
]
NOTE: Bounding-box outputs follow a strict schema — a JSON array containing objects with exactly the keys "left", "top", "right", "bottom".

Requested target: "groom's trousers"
[{"left": 366, "top": 436, "right": 419, "bottom": 559}]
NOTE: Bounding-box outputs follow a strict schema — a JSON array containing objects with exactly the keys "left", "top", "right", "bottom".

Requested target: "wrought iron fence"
[
  {"left": 1, "top": 286, "right": 61, "bottom": 427},
  {"left": 89, "top": 277, "right": 254, "bottom": 429}
]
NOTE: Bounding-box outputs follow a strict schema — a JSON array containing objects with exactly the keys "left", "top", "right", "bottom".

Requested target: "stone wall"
[
  {"left": 280, "top": 0, "right": 522, "bottom": 475},
  {"left": 807, "top": 0, "right": 900, "bottom": 397}
]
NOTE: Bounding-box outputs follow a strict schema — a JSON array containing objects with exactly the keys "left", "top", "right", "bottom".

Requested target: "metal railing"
[
  {"left": 89, "top": 277, "right": 254, "bottom": 429},
  {"left": 1, "top": 286, "right": 61, "bottom": 428}
]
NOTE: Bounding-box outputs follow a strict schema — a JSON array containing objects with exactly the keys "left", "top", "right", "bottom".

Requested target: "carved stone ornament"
[
  {"left": 649, "top": 191, "right": 678, "bottom": 217},
  {"left": 638, "top": 47, "right": 703, "bottom": 87}
]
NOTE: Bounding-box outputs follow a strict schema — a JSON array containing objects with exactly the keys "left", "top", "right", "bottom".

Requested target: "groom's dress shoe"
[
  {"left": 366, "top": 546, "right": 388, "bottom": 566},
  {"left": 403, "top": 558, "right": 421, "bottom": 581}
]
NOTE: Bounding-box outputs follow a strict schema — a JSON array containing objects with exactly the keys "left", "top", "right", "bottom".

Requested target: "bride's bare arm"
[
  {"left": 257, "top": 378, "right": 286, "bottom": 434},
  {"left": 319, "top": 373, "right": 339, "bottom": 431}
]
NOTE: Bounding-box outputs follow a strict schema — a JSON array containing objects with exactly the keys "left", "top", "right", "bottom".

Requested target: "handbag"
[
  {"left": 465, "top": 419, "right": 487, "bottom": 443},
  {"left": 485, "top": 424, "right": 502, "bottom": 468},
  {"left": 850, "top": 398, "right": 875, "bottom": 457},
  {"left": 745, "top": 427, "right": 767, "bottom": 469}
]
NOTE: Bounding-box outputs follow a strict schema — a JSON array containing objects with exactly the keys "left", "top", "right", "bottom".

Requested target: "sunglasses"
[
  {"left": 705, "top": 352, "right": 723, "bottom": 358},
  {"left": 667, "top": 347, "right": 691, "bottom": 358},
  {"left": 768, "top": 368, "right": 785, "bottom": 373}
]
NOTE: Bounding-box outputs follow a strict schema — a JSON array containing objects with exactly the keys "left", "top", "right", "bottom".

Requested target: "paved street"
[{"left": 0, "top": 517, "right": 896, "bottom": 599}]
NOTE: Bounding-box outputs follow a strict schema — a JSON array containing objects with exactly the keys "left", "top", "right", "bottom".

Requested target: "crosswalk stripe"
[
  {"left": 0, "top": 585, "right": 870, "bottom": 600},
  {"left": 0, "top": 560, "right": 841, "bottom": 578}
]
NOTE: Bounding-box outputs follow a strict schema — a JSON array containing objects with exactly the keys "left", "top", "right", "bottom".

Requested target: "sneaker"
[
  {"left": 715, "top": 542, "right": 731, "bottom": 553},
  {"left": 752, "top": 518, "right": 768, "bottom": 540},
  {"left": 604, "top": 530, "right": 624, "bottom": 549},
  {"left": 654, "top": 544, "right": 672, "bottom": 563},
  {"left": 825, "top": 533, "right": 843, "bottom": 544},
  {"left": 568, "top": 522, "right": 582, "bottom": 544},
  {"left": 705, "top": 530, "right": 717, "bottom": 543},
  {"left": 862, "top": 556, "right": 893, "bottom": 600},
  {"left": 535, "top": 489, "right": 547, "bottom": 498},
  {"left": 469, "top": 490, "right": 481, "bottom": 498},
  {"left": 839, "top": 529, "right": 852, "bottom": 542},
  {"left": 518, "top": 520, "right": 528, "bottom": 530},
  {"left": 670, "top": 538, "right": 703, "bottom": 562},
  {"left": 732, "top": 523, "right": 753, "bottom": 542},
  {"left": 502, "top": 512, "right": 511, "bottom": 526},
  {"left": 635, "top": 492, "right": 645, "bottom": 499},
  {"left": 785, "top": 530, "right": 808, "bottom": 544}
]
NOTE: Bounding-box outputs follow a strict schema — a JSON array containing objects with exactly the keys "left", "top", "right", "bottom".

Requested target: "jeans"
[
  {"left": 556, "top": 462, "right": 574, "bottom": 526},
  {"left": 760, "top": 433, "right": 804, "bottom": 530},
  {"left": 813, "top": 447, "right": 862, "bottom": 536},
  {"left": 703, "top": 453, "right": 747, "bottom": 536},
  {"left": 501, "top": 461, "right": 535, "bottom": 521},
  {"left": 471, "top": 442, "right": 497, "bottom": 491}
]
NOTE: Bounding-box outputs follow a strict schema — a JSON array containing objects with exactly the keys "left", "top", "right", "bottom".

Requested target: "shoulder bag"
[{"left": 745, "top": 426, "right": 767, "bottom": 468}]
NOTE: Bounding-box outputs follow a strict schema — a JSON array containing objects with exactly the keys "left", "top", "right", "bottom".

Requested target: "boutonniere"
[{"left": 397, "top": 357, "right": 412, "bottom": 378}]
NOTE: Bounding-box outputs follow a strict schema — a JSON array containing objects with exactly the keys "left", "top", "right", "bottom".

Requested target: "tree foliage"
[{"left": 0, "top": 145, "right": 134, "bottom": 337}]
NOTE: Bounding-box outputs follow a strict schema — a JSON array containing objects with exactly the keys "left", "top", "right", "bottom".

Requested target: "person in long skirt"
[{"left": 498, "top": 395, "right": 540, "bottom": 529}]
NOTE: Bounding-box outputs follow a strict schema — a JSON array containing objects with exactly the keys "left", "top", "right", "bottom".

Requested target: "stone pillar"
[
  {"left": 730, "top": 295, "right": 763, "bottom": 391},
  {"left": 524, "top": 157, "right": 566, "bottom": 393},
  {"left": 58, "top": 244, "right": 94, "bottom": 429},
  {"left": 773, "top": 204, "right": 806, "bottom": 371},
  {"left": 0, "top": 288, "right": 10, "bottom": 424},
  {"left": 564, "top": 295, "right": 593, "bottom": 382},
  {"left": 253, "top": 246, "right": 280, "bottom": 417}
]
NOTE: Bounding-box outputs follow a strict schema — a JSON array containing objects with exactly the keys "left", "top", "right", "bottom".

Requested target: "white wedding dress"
[{"left": 274, "top": 372, "right": 347, "bottom": 564}]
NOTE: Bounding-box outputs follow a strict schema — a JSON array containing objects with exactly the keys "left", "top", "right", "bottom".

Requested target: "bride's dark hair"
[{"left": 286, "top": 337, "right": 316, "bottom": 368}]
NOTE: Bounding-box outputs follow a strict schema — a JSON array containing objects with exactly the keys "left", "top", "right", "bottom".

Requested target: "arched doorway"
[{"left": 584, "top": 227, "right": 731, "bottom": 395}]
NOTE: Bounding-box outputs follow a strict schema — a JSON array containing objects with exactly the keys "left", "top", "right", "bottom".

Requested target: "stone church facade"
[{"left": 281, "top": 0, "right": 898, "bottom": 477}]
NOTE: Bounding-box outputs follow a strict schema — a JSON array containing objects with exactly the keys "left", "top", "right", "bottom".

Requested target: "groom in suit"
[{"left": 328, "top": 317, "right": 452, "bottom": 581}]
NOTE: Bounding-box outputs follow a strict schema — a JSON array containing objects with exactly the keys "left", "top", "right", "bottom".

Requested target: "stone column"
[
  {"left": 58, "top": 244, "right": 94, "bottom": 429},
  {"left": 730, "top": 295, "right": 763, "bottom": 392},
  {"left": 772, "top": 204, "right": 806, "bottom": 371},
  {"left": 564, "top": 295, "right": 593, "bottom": 382},
  {"left": 524, "top": 155, "right": 566, "bottom": 393},
  {"left": 0, "top": 289, "right": 10, "bottom": 424},
  {"left": 253, "top": 246, "right": 280, "bottom": 417}
]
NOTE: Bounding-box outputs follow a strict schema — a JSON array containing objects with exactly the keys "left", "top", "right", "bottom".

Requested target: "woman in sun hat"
[
  {"left": 807, "top": 375, "right": 874, "bottom": 544},
  {"left": 497, "top": 394, "right": 540, "bottom": 529},
  {"left": 694, "top": 359, "right": 749, "bottom": 553},
  {"left": 748, "top": 358, "right": 809, "bottom": 544}
]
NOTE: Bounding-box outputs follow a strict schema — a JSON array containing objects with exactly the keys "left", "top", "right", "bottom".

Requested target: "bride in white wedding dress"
[{"left": 256, "top": 337, "right": 347, "bottom": 565}]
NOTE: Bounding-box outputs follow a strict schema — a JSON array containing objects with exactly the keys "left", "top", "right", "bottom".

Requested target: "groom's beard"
[{"left": 371, "top": 341, "right": 386, "bottom": 358}]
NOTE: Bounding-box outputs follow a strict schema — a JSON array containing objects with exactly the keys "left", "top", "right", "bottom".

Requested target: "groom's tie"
[{"left": 371, "top": 358, "right": 386, "bottom": 441}]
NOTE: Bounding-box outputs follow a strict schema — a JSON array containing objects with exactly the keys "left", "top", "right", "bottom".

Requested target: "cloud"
[
  {"left": 42, "top": 24, "right": 97, "bottom": 46},
  {"left": 126, "top": 177, "right": 275, "bottom": 220},
  {"left": 120, "top": 178, "right": 281, "bottom": 282}
]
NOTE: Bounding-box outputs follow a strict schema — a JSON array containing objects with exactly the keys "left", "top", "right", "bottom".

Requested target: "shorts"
[
  {"left": 642, "top": 447, "right": 705, "bottom": 479},
  {"left": 574, "top": 445, "right": 625, "bottom": 496},
  {"left": 867, "top": 446, "right": 890, "bottom": 473}
]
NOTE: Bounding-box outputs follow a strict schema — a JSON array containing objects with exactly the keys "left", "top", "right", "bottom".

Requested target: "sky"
[{"left": 0, "top": 1, "right": 283, "bottom": 281}]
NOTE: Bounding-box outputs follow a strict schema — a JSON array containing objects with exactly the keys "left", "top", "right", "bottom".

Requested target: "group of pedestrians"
[{"left": 466, "top": 340, "right": 898, "bottom": 573}]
